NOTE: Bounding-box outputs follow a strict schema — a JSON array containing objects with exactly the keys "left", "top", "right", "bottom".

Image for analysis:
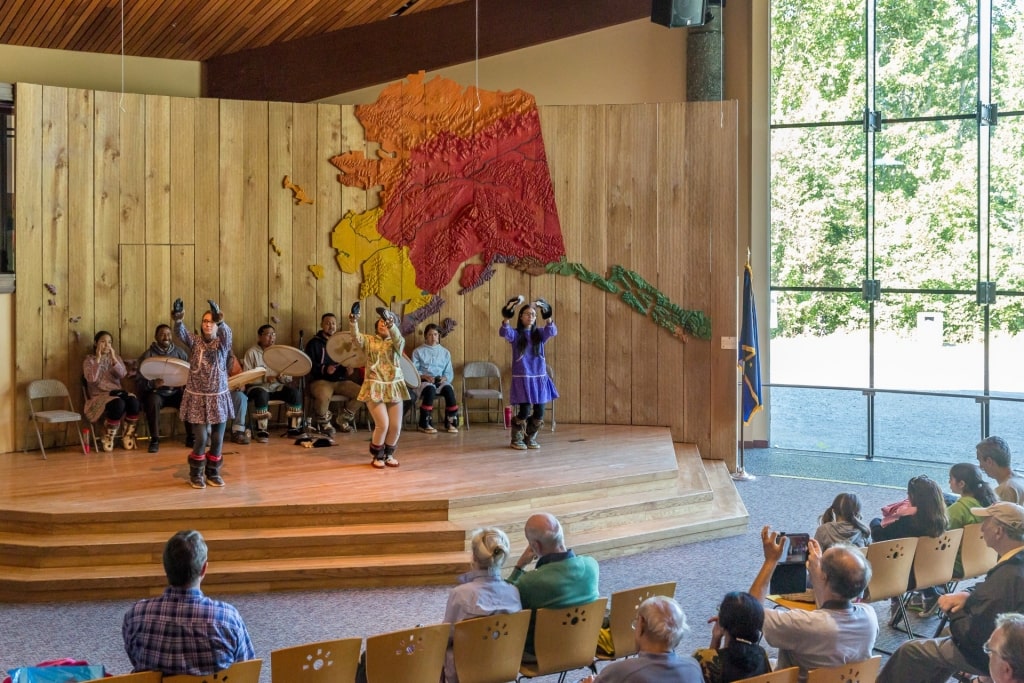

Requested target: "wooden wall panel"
[
  {"left": 13, "top": 88, "right": 738, "bottom": 465},
  {"left": 145, "top": 95, "right": 170, "bottom": 245}
]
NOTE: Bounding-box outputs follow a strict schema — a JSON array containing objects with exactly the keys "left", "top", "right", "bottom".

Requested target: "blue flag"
[{"left": 739, "top": 263, "right": 762, "bottom": 424}]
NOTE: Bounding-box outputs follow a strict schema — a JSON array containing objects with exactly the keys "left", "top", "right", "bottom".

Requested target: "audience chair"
[
  {"left": 595, "top": 581, "right": 677, "bottom": 662},
  {"left": 861, "top": 537, "right": 918, "bottom": 650},
  {"left": 364, "top": 622, "right": 449, "bottom": 683},
  {"left": 271, "top": 637, "right": 361, "bottom": 683},
  {"left": 735, "top": 667, "right": 800, "bottom": 683},
  {"left": 517, "top": 597, "right": 607, "bottom": 683},
  {"left": 461, "top": 361, "right": 504, "bottom": 429},
  {"left": 163, "top": 659, "right": 262, "bottom": 683},
  {"left": 893, "top": 528, "right": 964, "bottom": 637},
  {"left": 103, "top": 674, "right": 163, "bottom": 683},
  {"left": 27, "top": 378, "right": 88, "bottom": 459},
  {"left": 932, "top": 522, "right": 999, "bottom": 638},
  {"left": 805, "top": 655, "right": 881, "bottom": 683},
  {"left": 453, "top": 609, "right": 532, "bottom": 683}
]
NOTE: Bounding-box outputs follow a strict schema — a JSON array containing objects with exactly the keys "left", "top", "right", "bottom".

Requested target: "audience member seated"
[
  {"left": 243, "top": 324, "right": 304, "bottom": 441},
  {"left": 692, "top": 591, "right": 771, "bottom": 683},
  {"left": 877, "top": 502, "right": 1024, "bottom": 683},
  {"left": 411, "top": 323, "right": 460, "bottom": 434},
  {"left": 442, "top": 527, "right": 522, "bottom": 683},
  {"left": 137, "top": 324, "right": 194, "bottom": 453},
  {"left": 748, "top": 526, "right": 877, "bottom": 682},
  {"left": 508, "top": 512, "right": 599, "bottom": 659},
  {"left": 948, "top": 462, "right": 999, "bottom": 577},
  {"left": 978, "top": 436, "right": 1024, "bottom": 504},
  {"left": 122, "top": 530, "right": 255, "bottom": 676},
  {"left": 989, "top": 612, "right": 1024, "bottom": 683},
  {"left": 84, "top": 330, "right": 141, "bottom": 452},
  {"left": 579, "top": 596, "right": 701, "bottom": 683},
  {"left": 814, "top": 492, "right": 871, "bottom": 550}
]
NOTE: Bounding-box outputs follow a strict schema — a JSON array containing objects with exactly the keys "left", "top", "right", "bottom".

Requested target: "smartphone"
[{"left": 780, "top": 532, "right": 810, "bottom": 564}]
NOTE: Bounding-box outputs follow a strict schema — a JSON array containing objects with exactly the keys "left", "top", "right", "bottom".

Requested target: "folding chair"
[
  {"left": 893, "top": 528, "right": 963, "bottom": 637},
  {"left": 462, "top": 361, "right": 504, "bottom": 429},
  {"left": 860, "top": 537, "right": 918, "bottom": 650},
  {"left": 27, "top": 379, "right": 88, "bottom": 458},
  {"left": 271, "top": 637, "right": 361, "bottom": 683},
  {"left": 364, "top": 623, "right": 448, "bottom": 683},
  {"left": 517, "top": 597, "right": 607, "bottom": 683},
  {"left": 453, "top": 610, "right": 532, "bottom": 683}
]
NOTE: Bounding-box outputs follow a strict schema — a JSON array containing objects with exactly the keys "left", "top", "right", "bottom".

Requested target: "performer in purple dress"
[
  {"left": 173, "top": 298, "right": 234, "bottom": 489},
  {"left": 499, "top": 297, "right": 559, "bottom": 450}
]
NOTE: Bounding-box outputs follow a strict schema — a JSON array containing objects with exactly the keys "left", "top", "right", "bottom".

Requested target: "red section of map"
[{"left": 376, "top": 109, "right": 564, "bottom": 294}]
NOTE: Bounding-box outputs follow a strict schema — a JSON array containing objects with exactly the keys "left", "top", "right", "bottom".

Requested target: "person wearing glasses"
[
  {"left": 987, "top": 613, "right": 1024, "bottom": 683},
  {"left": 877, "top": 501, "right": 1024, "bottom": 683}
]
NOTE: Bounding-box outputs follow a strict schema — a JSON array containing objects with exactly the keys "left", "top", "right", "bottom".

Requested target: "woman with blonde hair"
[{"left": 442, "top": 527, "right": 522, "bottom": 683}]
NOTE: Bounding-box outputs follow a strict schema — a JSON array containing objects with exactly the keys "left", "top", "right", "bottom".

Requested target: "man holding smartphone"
[{"left": 748, "top": 525, "right": 878, "bottom": 681}]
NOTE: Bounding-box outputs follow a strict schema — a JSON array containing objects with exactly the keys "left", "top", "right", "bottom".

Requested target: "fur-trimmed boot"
[
  {"left": 188, "top": 453, "right": 207, "bottom": 489},
  {"left": 444, "top": 408, "right": 459, "bottom": 434},
  {"left": 418, "top": 407, "right": 437, "bottom": 434},
  {"left": 525, "top": 418, "right": 544, "bottom": 449},
  {"left": 383, "top": 444, "right": 400, "bottom": 468},
  {"left": 101, "top": 419, "right": 119, "bottom": 452},
  {"left": 205, "top": 453, "right": 225, "bottom": 487},
  {"left": 510, "top": 418, "right": 527, "bottom": 451},
  {"left": 253, "top": 408, "right": 271, "bottom": 443},
  {"left": 286, "top": 405, "right": 305, "bottom": 436},
  {"left": 315, "top": 411, "right": 336, "bottom": 437},
  {"left": 370, "top": 442, "right": 386, "bottom": 469},
  {"left": 121, "top": 416, "right": 139, "bottom": 450}
]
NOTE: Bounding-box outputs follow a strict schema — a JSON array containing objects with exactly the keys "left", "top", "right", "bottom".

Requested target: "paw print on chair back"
[
  {"left": 561, "top": 605, "right": 592, "bottom": 627},
  {"left": 302, "top": 646, "right": 333, "bottom": 672},
  {"left": 886, "top": 541, "right": 907, "bottom": 560},
  {"left": 481, "top": 616, "right": 512, "bottom": 641}
]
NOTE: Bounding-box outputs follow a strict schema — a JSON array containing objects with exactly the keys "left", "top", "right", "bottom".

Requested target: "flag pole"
[{"left": 733, "top": 251, "right": 758, "bottom": 482}]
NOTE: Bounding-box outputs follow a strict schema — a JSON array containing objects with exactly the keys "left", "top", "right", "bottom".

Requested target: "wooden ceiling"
[
  {"left": 1, "top": 0, "right": 653, "bottom": 102},
  {"left": 0, "top": 0, "right": 469, "bottom": 62}
]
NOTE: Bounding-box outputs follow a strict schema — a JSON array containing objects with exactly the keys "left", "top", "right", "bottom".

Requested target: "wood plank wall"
[{"left": 13, "top": 84, "right": 738, "bottom": 466}]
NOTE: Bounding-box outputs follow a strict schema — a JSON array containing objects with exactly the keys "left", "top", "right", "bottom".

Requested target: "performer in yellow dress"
[{"left": 351, "top": 305, "right": 410, "bottom": 468}]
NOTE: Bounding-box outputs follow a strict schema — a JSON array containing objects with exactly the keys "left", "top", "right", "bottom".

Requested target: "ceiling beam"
[{"left": 202, "top": 0, "right": 652, "bottom": 102}]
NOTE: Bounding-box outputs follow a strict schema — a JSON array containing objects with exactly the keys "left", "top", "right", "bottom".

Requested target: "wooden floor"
[{"left": 0, "top": 423, "right": 748, "bottom": 602}]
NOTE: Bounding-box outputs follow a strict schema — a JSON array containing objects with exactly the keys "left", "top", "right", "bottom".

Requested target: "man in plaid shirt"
[{"left": 122, "top": 530, "right": 255, "bottom": 675}]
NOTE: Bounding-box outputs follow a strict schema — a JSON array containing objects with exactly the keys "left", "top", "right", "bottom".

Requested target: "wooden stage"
[{"left": 0, "top": 424, "right": 748, "bottom": 602}]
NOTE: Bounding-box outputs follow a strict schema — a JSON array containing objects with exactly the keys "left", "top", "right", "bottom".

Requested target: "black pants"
[
  {"left": 516, "top": 403, "right": 545, "bottom": 421},
  {"left": 104, "top": 390, "right": 140, "bottom": 421},
  {"left": 142, "top": 390, "right": 190, "bottom": 439}
]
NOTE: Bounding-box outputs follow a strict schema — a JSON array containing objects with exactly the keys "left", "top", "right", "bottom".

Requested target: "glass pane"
[
  {"left": 876, "top": 0, "right": 978, "bottom": 118},
  {"left": 770, "top": 291, "right": 869, "bottom": 387},
  {"left": 873, "top": 293, "right": 983, "bottom": 391},
  {"left": 989, "top": 397, "right": 1024, "bottom": 452},
  {"left": 771, "top": 126, "right": 866, "bottom": 289},
  {"left": 990, "top": 116, "right": 1024, "bottom": 290},
  {"left": 769, "top": 386, "right": 867, "bottom": 455},
  {"left": 873, "top": 120, "right": 978, "bottom": 290},
  {"left": 874, "top": 392, "right": 981, "bottom": 463},
  {"left": 993, "top": 0, "right": 1024, "bottom": 110},
  {"left": 770, "top": 0, "right": 865, "bottom": 125},
  {"left": 988, "top": 298, "right": 1024, "bottom": 393}
]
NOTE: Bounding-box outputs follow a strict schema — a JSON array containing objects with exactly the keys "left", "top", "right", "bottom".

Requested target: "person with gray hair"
[
  {"left": 509, "top": 512, "right": 599, "bottom": 658},
  {"left": 579, "top": 596, "right": 701, "bottom": 683},
  {"left": 878, "top": 501, "right": 1024, "bottom": 683},
  {"left": 442, "top": 527, "right": 522, "bottom": 683},
  {"left": 122, "top": 530, "right": 255, "bottom": 676},
  {"left": 977, "top": 436, "right": 1024, "bottom": 504},
  {"left": 989, "top": 613, "right": 1024, "bottom": 683}
]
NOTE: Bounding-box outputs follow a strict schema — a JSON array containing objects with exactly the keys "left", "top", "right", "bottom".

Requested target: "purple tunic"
[
  {"left": 499, "top": 321, "right": 559, "bottom": 405},
  {"left": 176, "top": 320, "right": 235, "bottom": 425}
]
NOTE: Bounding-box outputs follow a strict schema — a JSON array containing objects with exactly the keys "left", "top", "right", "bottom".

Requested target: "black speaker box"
[{"left": 651, "top": 0, "right": 709, "bottom": 27}]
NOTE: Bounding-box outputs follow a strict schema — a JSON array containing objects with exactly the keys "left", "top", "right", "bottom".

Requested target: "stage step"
[{"left": 0, "top": 427, "right": 748, "bottom": 602}]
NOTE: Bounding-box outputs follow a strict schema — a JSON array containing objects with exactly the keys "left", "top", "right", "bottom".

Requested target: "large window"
[{"left": 769, "top": 0, "right": 1024, "bottom": 463}]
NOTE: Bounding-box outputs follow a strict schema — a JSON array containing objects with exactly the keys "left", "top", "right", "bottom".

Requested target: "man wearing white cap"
[{"left": 878, "top": 501, "right": 1024, "bottom": 683}]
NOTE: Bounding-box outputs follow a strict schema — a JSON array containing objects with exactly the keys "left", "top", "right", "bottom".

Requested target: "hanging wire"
[{"left": 474, "top": 0, "right": 481, "bottom": 111}]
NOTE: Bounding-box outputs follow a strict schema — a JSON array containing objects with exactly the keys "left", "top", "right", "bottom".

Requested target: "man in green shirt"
[{"left": 508, "top": 512, "right": 600, "bottom": 658}]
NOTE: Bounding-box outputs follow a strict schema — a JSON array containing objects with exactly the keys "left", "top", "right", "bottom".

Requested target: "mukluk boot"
[
  {"left": 418, "top": 407, "right": 437, "bottom": 434},
  {"left": 510, "top": 418, "right": 527, "bottom": 451},
  {"left": 286, "top": 406, "right": 305, "bottom": 436},
  {"left": 188, "top": 453, "right": 207, "bottom": 489},
  {"left": 205, "top": 454, "right": 225, "bottom": 487},
  {"left": 121, "top": 416, "right": 139, "bottom": 450},
  {"left": 383, "top": 444, "right": 400, "bottom": 468},
  {"left": 315, "top": 411, "right": 336, "bottom": 436},
  {"left": 339, "top": 408, "right": 356, "bottom": 433},
  {"left": 101, "top": 420, "right": 119, "bottom": 452},
  {"left": 370, "top": 442, "right": 386, "bottom": 469},
  {"left": 525, "top": 418, "right": 543, "bottom": 449},
  {"left": 253, "top": 408, "right": 271, "bottom": 443},
  {"left": 444, "top": 408, "right": 459, "bottom": 434}
]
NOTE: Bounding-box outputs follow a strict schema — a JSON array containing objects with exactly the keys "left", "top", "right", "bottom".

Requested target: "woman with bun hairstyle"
[
  {"left": 499, "top": 295, "right": 559, "bottom": 450},
  {"left": 441, "top": 527, "right": 522, "bottom": 683}
]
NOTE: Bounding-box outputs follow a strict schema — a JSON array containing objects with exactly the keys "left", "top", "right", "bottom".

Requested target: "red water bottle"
[
  {"left": 82, "top": 428, "right": 90, "bottom": 453},
  {"left": 503, "top": 406, "right": 512, "bottom": 430}
]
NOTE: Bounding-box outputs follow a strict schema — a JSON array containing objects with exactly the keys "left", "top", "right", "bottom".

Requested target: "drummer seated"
[
  {"left": 243, "top": 325, "right": 304, "bottom": 441},
  {"left": 305, "top": 313, "right": 363, "bottom": 436},
  {"left": 137, "top": 324, "right": 193, "bottom": 453}
]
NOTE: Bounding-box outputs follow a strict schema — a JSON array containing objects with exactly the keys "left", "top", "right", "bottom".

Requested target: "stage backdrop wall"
[{"left": 12, "top": 83, "right": 738, "bottom": 465}]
